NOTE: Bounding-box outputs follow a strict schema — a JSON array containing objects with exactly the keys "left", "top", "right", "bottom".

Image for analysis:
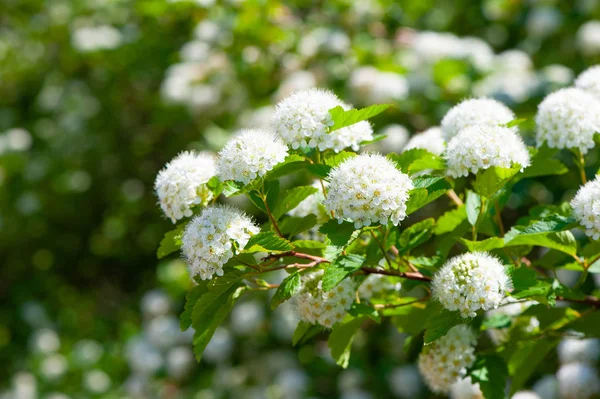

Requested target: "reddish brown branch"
[
  {"left": 556, "top": 295, "right": 600, "bottom": 308},
  {"left": 361, "top": 267, "right": 432, "bottom": 282}
]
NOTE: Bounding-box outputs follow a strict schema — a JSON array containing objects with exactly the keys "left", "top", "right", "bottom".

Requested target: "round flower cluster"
[
  {"left": 558, "top": 338, "right": 600, "bottom": 365},
  {"left": 271, "top": 89, "right": 373, "bottom": 152},
  {"left": 575, "top": 66, "right": 600, "bottom": 100},
  {"left": 418, "top": 324, "right": 477, "bottom": 394},
  {"left": 571, "top": 177, "right": 600, "bottom": 240},
  {"left": 216, "top": 129, "right": 288, "bottom": 185},
  {"left": 440, "top": 98, "right": 516, "bottom": 142},
  {"left": 291, "top": 270, "right": 355, "bottom": 329},
  {"left": 535, "top": 88, "right": 600, "bottom": 154},
  {"left": 323, "top": 154, "right": 414, "bottom": 228},
  {"left": 403, "top": 127, "right": 446, "bottom": 156},
  {"left": 358, "top": 274, "right": 399, "bottom": 301},
  {"left": 432, "top": 252, "right": 511, "bottom": 318},
  {"left": 444, "top": 125, "right": 530, "bottom": 178},
  {"left": 154, "top": 151, "right": 216, "bottom": 223},
  {"left": 181, "top": 205, "right": 259, "bottom": 280},
  {"left": 449, "top": 377, "right": 482, "bottom": 399},
  {"left": 557, "top": 363, "right": 600, "bottom": 399}
]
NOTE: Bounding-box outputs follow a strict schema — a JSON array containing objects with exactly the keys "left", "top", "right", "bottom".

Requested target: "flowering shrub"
[{"left": 155, "top": 72, "right": 600, "bottom": 398}]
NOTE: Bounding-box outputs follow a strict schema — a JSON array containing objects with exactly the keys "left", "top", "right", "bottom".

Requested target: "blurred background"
[{"left": 2, "top": 0, "right": 600, "bottom": 397}]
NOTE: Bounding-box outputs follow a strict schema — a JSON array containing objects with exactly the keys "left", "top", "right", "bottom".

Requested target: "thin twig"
[
  {"left": 361, "top": 266, "right": 432, "bottom": 282},
  {"left": 446, "top": 189, "right": 464, "bottom": 206},
  {"left": 556, "top": 295, "right": 600, "bottom": 308}
]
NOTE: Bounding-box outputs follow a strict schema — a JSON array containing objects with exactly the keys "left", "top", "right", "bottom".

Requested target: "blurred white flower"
[
  {"left": 71, "top": 25, "right": 123, "bottom": 52},
  {"left": 511, "top": 391, "right": 542, "bottom": 399},
  {"left": 167, "top": 346, "right": 195, "bottom": 380},
  {"left": 231, "top": 301, "right": 265, "bottom": 335},
  {"left": 450, "top": 377, "right": 483, "bottom": 399},
  {"left": 366, "top": 124, "right": 410, "bottom": 154},
  {"left": 125, "top": 336, "right": 163, "bottom": 375},
  {"left": 578, "top": 21, "right": 600, "bottom": 55},
  {"left": 526, "top": 6, "right": 562, "bottom": 37},
  {"left": 557, "top": 362, "right": 600, "bottom": 399},
  {"left": 83, "top": 370, "right": 111, "bottom": 394},
  {"left": 558, "top": 338, "right": 600, "bottom": 365},
  {"left": 348, "top": 67, "right": 409, "bottom": 105},
  {"left": 388, "top": 365, "right": 424, "bottom": 399},
  {"left": 403, "top": 127, "right": 445, "bottom": 156},
  {"left": 575, "top": 65, "right": 600, "bottom": 100},
  {"left": 275, "top": 70, "right": 317, "bottom": 101},
  {"left": 533, "top": 374, "right": 559, "bottom": 399},
  {"left": 147, "top": 315, "right": 188, "bottom": 350},
  {"left": 30, "top": 328, "right": 60, "bottom": 354},
  {"left": 203, "top": 327, "right": 233, "bottom": 363},
  {"left": 72, "top": 339, "right": 104, "bottom": 367},
  {"left": 40, "top": 354, "right": 68, "bottom": 380},
  {"left": 141, "top": 289, "right": 173, "bottom": 319}
]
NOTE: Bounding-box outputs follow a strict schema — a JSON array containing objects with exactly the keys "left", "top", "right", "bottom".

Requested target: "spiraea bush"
[{"left": 155, "top": 67, "right": 600, "bottom": 398}]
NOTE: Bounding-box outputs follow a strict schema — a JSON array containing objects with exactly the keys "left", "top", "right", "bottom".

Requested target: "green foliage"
[
  {"left": 520, "top": 146, "right": 568, "bottom": 179},
  {"left": 468, "top": 355, "right": 509, "bottom": 399},
  {"left": 271, "top": 272, "right": 302, "bottom": 310},
  {"left": 328, "top": 104, "right": 392, "bottom": 132},
  {"left": 398, "top": 218, "right": 435, "bottom": 255},
  {"left": 319, "top": 220, "right": 357, "bottom": 246},
  {"left": 423, "top": 302, "right": 463, "bottom": 344},
  {"left": 244, "top": 232, "right": 294, "bottom": 253},
  {"left": 322, "top": 254, "right": 365, "bottom": 291},
  {"left": 473, "top": 164, "right": 521, "bottom": 198},
  {"left": 406, "top": 176, "right": 451, "bottom": 215},
  {"left": 272, "top": 186, "right": 319, "bottom": 219},
  {"left": 328, "top": 316, "right": 365, "bottom": 368},
  {"left": 388, "top": 149, "right": 445, "bottom": 174},
  {"left": 157, "top": 224, "right": 185, "bottom": 259},
  {"left": 435, "top": 207, "right": 467, "bottom": 235}
]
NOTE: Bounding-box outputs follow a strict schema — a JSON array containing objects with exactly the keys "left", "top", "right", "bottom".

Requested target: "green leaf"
[
  {"left": 510, "top": 267, "right": 554, "bottom": 305},
  {"left": 466, "top": 190, "right": 482, "bottom": 226},
  {"left": 460, "top": 237, "right": 505, "bottom": 252},
  {"left": 180, "top": 281, "right": 209, "bottom": 331},
  {"left": 328, "top": 316, "right": 365, "bottom": 368},
  {"left": 273, "top": 186, "right": 319, "bottom": 219},
  {"left": 157, "top": 224, "right": 185, "bottom": 259},
  {"left": 482, "top": 314, "right": 512, "bottom": 330},
  {"left": 504, "top": 228, "right": 577, "bottom": 256},
  {"left": 319, "top": 220, "right": 357, "bottom": 246},
  {"left": 324, "top": 151, "right": 356, "bottom": 167},
  {"left": 388, "top": 301, "right": 429, "bottom": 335},
  {"left": 519, "top": 146, "right": 568, "bottom": 179},
  {"left": 292, "top": 321, "right": 322, "bottom": 346},
  {"left": 322, "top": 254, "right": 365, "bottom": 291},
  {"left": 423, "top": 302, "right": 463, "bottom": 344},
  {"left": 270, "top": 272, "right": 301, "bottom": 310},
  {"left": 348, "top": 303, "right": 381, "bottom": 323},
  {"left": 279, "top": 214, "right": 319, "bottom": 238},
  {"left": 265, "top": 154, "right": 309, "bottom": 180},
  {"left": 468, "top": 355, "right": 509, "bottom": 399},
  {"left": 292, "top": 239, "right": 327, "bottom": 250},
  {"left": 473, "top": 164, "right": 521, "bottom": 198},
  {"left": 398, "top": 218, "right": 435, "bottom": 255},
  {"left": 206, "top": 176, "right": 224, "bottom": 198},
  {"left": 244, "top": 232, "right": 294, "bottom": 253},
  {"left": 504, "top": 339, "right": 558, "bottom": 394},
  {"left": 406, "top": 176, "right": 451, "bottom": 215},
  {"left": 247, "top": 180, "right": 279, "bottom": 213},
  {"left": 191, "top": 272, "right": 246, "bottom": 360},
  {"left": 388, "top": 149, "right": 445, "bottom": 174},
  {"left": 435, "top": 207, "right": 467, "bottom": 235},
  {"left": 329, "top": 104, "right": 392, "bottom": 132},
  {"left": 566, "top": 311, "right": 600, "bottom": 338},
  {"left": 503, "top": 118, "right": 527, "bottom": 128}
]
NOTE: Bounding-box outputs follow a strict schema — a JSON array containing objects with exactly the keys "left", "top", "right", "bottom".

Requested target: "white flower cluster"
[
  {"left": 444, "top": 125, "right": 530, "bottom": 178},
  {"left": 418, "top": 324, "right": 477, "bottom": 394},
  {"left": 432, "top": 252, "right": 511, "bottom": 318},
  {"left": 577, "top": 21, "right": 600, "bottom": 56},
  {"left": 348, "top": 66, "right": 409, "bottom": 105},
  {"left": 271, "top": 89, "right": 373, "bottom": 152},
  {"left": 571, "top": 177, "right": 600, "bottom": 240},
  {"left": 576, "top": 66, "right": 600, "bottom": 100},
  {"left": 291, "top": 270, "right": 355, "bottom": 329},
  {"left": 403, "top": 127, "right": 446, "bottom": 156},
  {"left": 71, "top": 25, "right": 123, "bottom": 53},
  {"left": 557, "top": 363, "right": 600, "bottom": 399},
  {"left": 324, "top": 154, "right": 413, "bottom": 228},
  {"left": 535, "top": 88, "right": 600, "bottom": 154},
  {"left": 216, "top": 129, "right": 289, "bottom": 185},
  {"left": 358, "top": 274, "right": 399, "bottom": 301},
  {"left": 181, "top": 205, "right": 259, "bottom": 280},
  {"left": 449, "top": 377, "right": 482, "bottom": 399},
  {"left": 154, "top": 151, "right": 216, "bottom": 223},
  {"left": 558, "top": 338, "right": 600, "bottom": 366},
  {"left": 440, "top": 98, "right": 516, "bottom": 142}
]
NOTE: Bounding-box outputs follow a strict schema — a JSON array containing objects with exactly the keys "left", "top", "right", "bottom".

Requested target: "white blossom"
[
  {"left": 511, "top": 392, "right": 542, "bottom": 399},
  {"left": 403, "top": 127, "right": 446, "bottom": 156},
  {"left": 358, "top": 274, "right": 399, "bottom": 301},
  {"left": 572, "top": 176, "right": 600, "bottom": 240},
  {"left": 536, "top": 87, "right": 600, "bottom": 154},
  {"left": 557, "top": 363, "right": 600, "bottom": 399},
  {"left": 558, "top": 338, "right": 600, "bottom": 365},
  {"left": 369, "top": 125, "right": 410, "bottom": 154},
  {"left": 444, "top": 125, "right": 530, "bottom": 178},
  {"left": 388, "top": 365, "right": 424, "bottom": 399},
  {"left": 216, "top": 129, "right": 288, "bottom": 185},
  {"left": 181, "top": 205, "right": 259, "bottom": 280},
  {"left": 432, "top": 252, "right": 511, "bottom": 318},
  {"left": 349, "top": 66, "right": 409, "bottom": 105},
  {"left": 418, "top": 325, "right": 477, "bottom": 394},
  {"left": 450, "top": 377, "right": 482, "bottom": 399},
  {"left": 71, "top": 25, "right": 123, "bottom": 52},
  {"left": 441, "top": 98, "right": 516, "bottom": 141},
  {"left": 324, "top": 154, "right": 413, "bottom": 228},
  {"left": 578, "top": 21, "right": 600, "bottom": 56},
  {"left": 575, "top": 65, "right": 600, "bottom": 100},
  {"left": 154, "top": 151, "right": 215, "bottom": 223},
  {"left": 271, "top": 89, "right": 373, "bottom": 152},
  {"left": 291, "top": 269, "right": 355, "bottom": 329}
]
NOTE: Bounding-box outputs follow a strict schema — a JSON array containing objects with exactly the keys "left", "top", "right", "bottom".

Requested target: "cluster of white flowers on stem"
[
  {"left": 402, "top": 127, "right": 446, "bottom": 156},
  {"left": 440, "top": 98, "right": 516, "bottom": 142},
  {"left": 535, "top": 87, "right": 600, "bottom": 154},
  {"left": 418, "top": 324, "right": 477, "bottom": 394},
  {"left": 216, "top": 129, "right": 288, "bottom": 185},
  {"left": 181, "top": 205, "right": 259, "bottom": 280},
  {"left": 291, "top": 270, "right": 355, "bottom": 329},
  {"left": 571, "top": 176, "right": 600, "bottom": 240},
  {"left": 271, "top": 89, "right": 373, "bottom": 152},
  {"left": 154, "top": 151, "right": 216, "bottom": 223},
  {"left": 432, "top": 252, "right": 511, "bottom": 318},
  {"left": 444, "top": 125, "right": 530, "bottom": 178},
  {"left": 324, "top": 154, "right": 413, "bottom": 228}
]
